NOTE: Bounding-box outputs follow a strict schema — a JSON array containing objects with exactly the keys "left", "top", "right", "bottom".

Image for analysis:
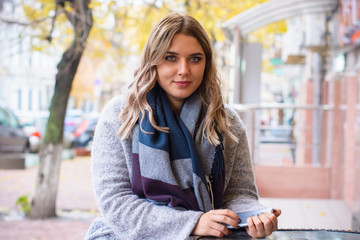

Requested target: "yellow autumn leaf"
[
  {"left": 262, "top": 60, "right": 274, "bottom": 73},
  {"left": 88, "top": 1, "right": 101, "bottom": 9},
  {"left": 105, "top": 41, "right": 112, "bottom": 49},
  {"left": 32, "top": 45, "right": 43, "bottom": 52},
  {"left": 22, "top": 3, "right": 38, "bottom": 21},
  {"left": 65, "top": 36, "right": 72, "bottom": 44},
  {"left": 64, "top": 2, "right": 72, "bottom": 12}
]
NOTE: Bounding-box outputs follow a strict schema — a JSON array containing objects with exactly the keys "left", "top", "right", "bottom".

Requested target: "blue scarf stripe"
[
  {"left": 159, "top": 89, "right": 193, "bottom": 161},
  {"left": 139, "top": 111, "right": 169, "bottom": 152}
]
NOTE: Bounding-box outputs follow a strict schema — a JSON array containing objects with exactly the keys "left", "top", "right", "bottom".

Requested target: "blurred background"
[{"left": 0, "top": 0, "right": 359, "bottom": 239}]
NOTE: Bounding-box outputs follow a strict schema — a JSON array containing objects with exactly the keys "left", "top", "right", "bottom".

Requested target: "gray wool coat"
[{"left": 85, "top": 96, "right": 264, "bottom": 240}]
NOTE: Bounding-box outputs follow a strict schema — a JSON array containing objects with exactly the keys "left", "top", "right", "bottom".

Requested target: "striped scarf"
[{"left": 131, "top": 84, "right": 224, "bottom": 212}]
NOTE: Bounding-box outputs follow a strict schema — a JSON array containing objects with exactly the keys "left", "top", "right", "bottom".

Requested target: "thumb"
[{"left": 272, "top": 208, "right": 282, "bottom": 217}]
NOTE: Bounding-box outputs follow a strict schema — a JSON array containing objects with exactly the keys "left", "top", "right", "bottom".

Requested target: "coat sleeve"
[
  {"left": 223, "top": 107, "right": 264, "bottom": 213},
  {"left": 90, "top": 96, "right": 203, "bottom": 240}
]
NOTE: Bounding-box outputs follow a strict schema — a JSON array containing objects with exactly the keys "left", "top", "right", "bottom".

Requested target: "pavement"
[
  {"left": 0, "top": 155, "right": 99, "bottom": 240},
  {"left": 259, "top": 198, "right": 353, "bottom": 231}
]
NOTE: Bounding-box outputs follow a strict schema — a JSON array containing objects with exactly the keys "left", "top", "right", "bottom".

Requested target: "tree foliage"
[{"left": 19, "top": 0, "right": 286, "bottom": 87}]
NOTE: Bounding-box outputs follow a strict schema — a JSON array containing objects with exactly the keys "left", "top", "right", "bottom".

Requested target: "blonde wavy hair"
[{"left": 118, "top": 12, "right": 238, "bottom": 146}]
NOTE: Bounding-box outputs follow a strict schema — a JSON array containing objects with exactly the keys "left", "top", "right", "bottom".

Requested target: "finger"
[
  {"left": 209, "top": 222, "right": 232, "bottom": 237},
  {"left": 246, "top": 216, "right": 258, "bottom": 238},
  {"left": 251, "top": 215, "right": 265, "bottom": 237},
  {"left": 208, "top": 209, "right": 240, "bottom": 229},
  {"left": 193, "top": 212, "right": 231, "bottom": 237},
  {"left": 258, "top": 213, "right": 275, "bottom": 236},
  {"left": 263, "top": 212, "right": 278, "bottom": 231},
  {"left": 206, "top": 228, "right": 225, "bottom": 238},
  {"left": 211, "top": 214, "right": 239, "bottom": 229},
  {"left": 272, "top": 208, "right": 282, "bottom": 217},
  {"left": 210, "top": 209, "right": 240, "bottom": 222}
]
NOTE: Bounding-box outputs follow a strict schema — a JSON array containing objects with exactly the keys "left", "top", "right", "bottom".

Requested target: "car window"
[
  {"left": 6, "top": 109, "right": 21, "bottom": 128},
  {"left": 0, "top": 107, "right": 8, "bottom": 126},
  {"left": 0, "top": 106, "right": 21, "bottom": 128}
]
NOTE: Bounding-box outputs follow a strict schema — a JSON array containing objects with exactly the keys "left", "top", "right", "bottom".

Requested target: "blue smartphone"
[{"left": 228, "top": 207, "right": 273, "bottom": 229}]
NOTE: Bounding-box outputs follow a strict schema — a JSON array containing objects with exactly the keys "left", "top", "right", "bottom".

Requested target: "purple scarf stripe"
[{"left": 132, "top": 153, "right": 200, "bottom": 210}]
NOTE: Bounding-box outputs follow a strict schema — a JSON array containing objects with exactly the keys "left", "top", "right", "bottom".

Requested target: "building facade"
[
  {"left": 222, "top": 0, "right": 359, "bottom": 228},
  {"left": 0, "top": 0, "right": 58, "bottom": 130}
]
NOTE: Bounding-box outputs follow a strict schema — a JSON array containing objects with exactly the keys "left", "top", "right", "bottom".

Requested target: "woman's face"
[{"left": 156, "top": 33, "right": 206, "bottom": 114}]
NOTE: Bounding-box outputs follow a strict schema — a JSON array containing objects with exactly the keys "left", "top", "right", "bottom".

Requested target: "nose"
[{"left": 178, "top": 59, "right": 189, "bottom": 76}]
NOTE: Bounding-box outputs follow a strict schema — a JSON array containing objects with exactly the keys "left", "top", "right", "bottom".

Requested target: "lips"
[{"left": 174, "top": 81, "right": 191, "bottom": 88}]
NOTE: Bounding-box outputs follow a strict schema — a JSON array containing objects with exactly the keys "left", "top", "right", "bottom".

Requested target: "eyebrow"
[{"left": 166, "top": 51, "right": 204, "bottom": 56}]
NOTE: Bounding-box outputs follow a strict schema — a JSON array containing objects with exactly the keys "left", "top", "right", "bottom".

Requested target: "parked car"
[
  {"left": 15, "top": 111, "right": 49, "bottom": 154},
  {"left": 0, "top": 103, "right": 28, "bottom": 169},
  {"left": 22, "top": 122, "right": 42, "bottom": 153},
  {"left": 72, "top": 117, "right": 98, "bottom": 156},
  {"left": 63, "top": 109, "right": 84, "bottom": 149}
]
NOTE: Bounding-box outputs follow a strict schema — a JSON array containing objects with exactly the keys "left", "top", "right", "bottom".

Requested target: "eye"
[
  {"left": 190, "top": 56, "right": 202, "bottom": 63},
  {"left": 165, "top": 55, "right": 176, "bottom": 62}
]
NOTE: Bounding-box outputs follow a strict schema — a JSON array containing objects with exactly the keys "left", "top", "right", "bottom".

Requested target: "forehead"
[{"left": 167, "top": 34, "right": 204, "bottom": 53}]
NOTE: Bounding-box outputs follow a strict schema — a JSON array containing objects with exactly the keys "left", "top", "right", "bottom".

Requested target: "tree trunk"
[
  {"left": 29, "top": 0, "right": 93, "bottom": 219},
  {"left": 29, "top": 143, "right": 63, "bottom": 218}
]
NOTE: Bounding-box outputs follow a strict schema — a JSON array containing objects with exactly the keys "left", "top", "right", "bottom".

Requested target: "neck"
[{"left": 169, "top": 100, "right": 183, "bottom": 115}]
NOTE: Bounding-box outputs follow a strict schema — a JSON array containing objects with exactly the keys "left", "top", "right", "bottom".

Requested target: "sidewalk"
[
  {"left": 0, "top": 155, "right": 98, "bottom": 240},
  {"left": 259, "top": 198, "right": 353, "bottom": 231},
  {"left": 0, "top": 219, "right": 92, "bottom": 240}
]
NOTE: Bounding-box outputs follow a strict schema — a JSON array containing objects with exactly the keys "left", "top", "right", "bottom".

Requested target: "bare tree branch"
[{"left": 0, "top": 14, "right": 52, "bottom": 26}]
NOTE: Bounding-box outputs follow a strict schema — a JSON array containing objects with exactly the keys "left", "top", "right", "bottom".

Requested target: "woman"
[{"left": 86, "top": 12, "right": 281, "bottom": 239}]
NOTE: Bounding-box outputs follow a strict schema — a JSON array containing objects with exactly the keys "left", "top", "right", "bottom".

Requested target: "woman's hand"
[
  {"left": 192, "top": 209, "right": 240, "bottom": 238},
  {"left": 246, "top": 208, "right": 282, "bottom": 238}
]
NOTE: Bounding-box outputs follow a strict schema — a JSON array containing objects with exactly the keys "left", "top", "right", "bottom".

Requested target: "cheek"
[
  {"left": 195, "top": 64, "right": 206, "bottom": 79},
  {"left": 157, "top": 65, "right": 175, "bottom": 80}
]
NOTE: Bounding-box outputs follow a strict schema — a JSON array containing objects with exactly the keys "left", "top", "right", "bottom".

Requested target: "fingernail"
[{"left": 272, "top": 208, "right": 277, "bottom": 213}]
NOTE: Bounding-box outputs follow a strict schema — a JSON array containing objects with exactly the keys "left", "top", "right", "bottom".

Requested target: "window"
[
  {"left": 28, "top": 89, "right": 32, "bottom": 111},
  {"left": 6, "top": 108, "right": 20, "bottom": 128},
  {"left": 0, "top": 107, "right": 7, "bottom": 126},
  {"left": 38, "top": 90, "right": 42, "bottom": 110},
  {"left": 17, "top": 89, "right": 21, "bottom": 110},
  {"left": 0, "top": 106, "right": 20, "bottom": 128}
]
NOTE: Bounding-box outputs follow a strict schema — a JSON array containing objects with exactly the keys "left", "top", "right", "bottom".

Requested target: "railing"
[{"left": 231, "top": 103, "right": 336, "bottom": 166}]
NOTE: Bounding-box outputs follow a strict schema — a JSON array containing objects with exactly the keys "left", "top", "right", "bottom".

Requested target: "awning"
[{"left": 222, "top": 0, "right": 339, "bottom": 39}]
